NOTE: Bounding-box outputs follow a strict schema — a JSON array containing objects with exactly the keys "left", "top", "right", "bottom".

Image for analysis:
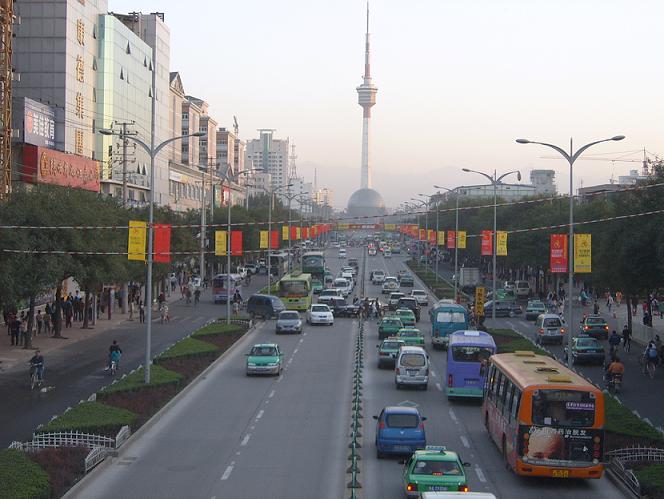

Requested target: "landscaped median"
[
  {"left": 0, "top": 319, "right": 250, "bottom": 499},
  {"left": 405, "top": 260, "right": 458, "bottom": 301}
]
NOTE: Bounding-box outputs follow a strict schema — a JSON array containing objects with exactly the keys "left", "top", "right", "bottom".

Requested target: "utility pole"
[{"left": 115, "top": 120, "right": 135, "bottom": 313}]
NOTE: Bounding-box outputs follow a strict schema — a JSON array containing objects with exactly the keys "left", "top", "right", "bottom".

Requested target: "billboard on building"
[
  {"left": 22, "top": 98, "right": 57, "bottom": 148},
  {"left": 23, "top": 145, "right": 100, "bottom": 192}
]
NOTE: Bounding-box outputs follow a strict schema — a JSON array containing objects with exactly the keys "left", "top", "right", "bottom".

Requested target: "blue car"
[{"left": 373, "top": 406, "right": 427, "bottom": 458}]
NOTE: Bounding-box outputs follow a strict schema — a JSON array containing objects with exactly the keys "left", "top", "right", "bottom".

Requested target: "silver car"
[{"left": 276, "top": 310, "right": 303, "bottom": 334}]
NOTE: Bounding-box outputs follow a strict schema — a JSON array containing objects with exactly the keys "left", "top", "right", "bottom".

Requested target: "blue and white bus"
[
  {"left": 446, "top": 330, "right": 496, "bottom": 399},
  {"left": 429, "top": 300, "right": 469, "bottom": 350}
]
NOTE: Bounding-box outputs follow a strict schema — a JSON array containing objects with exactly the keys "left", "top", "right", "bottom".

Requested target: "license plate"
[
  {"left": 393, "top": 445, "right": 410, "bottom": 451},
  {"left": 552, "top": 469, "right": 569, "bottom": 478},
  {"left": 408, "top": 370, "right": 418, "bottom": 376},
  {"left": 429, "top": 486, "right": 448, "bottom": 491}
]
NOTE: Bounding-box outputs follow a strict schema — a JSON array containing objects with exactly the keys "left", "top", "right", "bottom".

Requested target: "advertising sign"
[
  {"left": 231, "top": 231, "right": 243, "bottom": 256},
  {"left": 259, "top": 230, "right": 269, "bottom": 249},
  {"left": 23, "top": 144, "right": 100, "bottom": 192},
  {"left": 282, "top": 225, "right": 289, "bottom": 241},
  {"left": 458, "top": 231, "right": 467, "bottom": 249},
  {"left": 475, "top": 286, "right": 486, "bottom": 317},
  {"left": 550, "top": 234, "right": 568, "bottom": 273},
  {"left": 447, "top": 230, "right": 456, "bottom": 249},
  {"left": 437, "top": 230, "right": 445, "bottom": 246},
  {"left": 215, "top": 231, "right": 227, "bottom": 256},
  {"left": 153, "top": 224, "right": 171, "bottom": 263},
  {"left": 481, "top": 230, "right": 493, "bottom": 256},
  {"left": 574, "top": 234, "right": 592, "bottom": 273},
  {"left": 23, "top": 98, "right": 56, "bottom": 148},
  {"left": 270, "top": 230, "right": 280, "bottom": 249},
  {"left": 127, "top": 221, "right": 147, "bottom": 261},
  {"left": 496, "top": 231, "right": 508, "bottom": 256}
]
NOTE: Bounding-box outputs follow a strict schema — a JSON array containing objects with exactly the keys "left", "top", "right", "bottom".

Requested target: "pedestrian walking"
[
  {"left": 139, "top": 300, "right": 145, "bottom": 323},
  {"left": 607, "top": 294, "right": 614, "bottom": 312},
  {"left": 43, "top": 312, "right": 51, "bottom": 335},
  {"left": 36, "top": 310, "right": 43, "bottom": 335},
  {"left": 10, "top": 316, "right": 19, "bottom": 346},
  {"left": 633, "top": 299, "right": 638, "bottom": 316},
  {"left": 622, "top": 324, "right": 631, "bottom": 352},
  {"left": 593, "top": 300, "right": 600, "bottom": 315},
  {"left": 616, "top": 291, "right": 623, "bottom": 306},
  {"left": 19, "top": 316, "right": 28, "bottom": 346},
  {"left": 128, "top": 299, "right": 134, "bottom": 321}
]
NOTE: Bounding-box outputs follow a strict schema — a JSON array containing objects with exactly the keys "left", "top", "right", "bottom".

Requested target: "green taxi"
[
  {"left": 400, "top": 273, "right": 415, "bottom": 287},
  {"left": 311, "top": 279, "right": 324, "bottom": 294},
  {"left": 525, "top": 300, "right": 546, "bottom": 321},
  {"left": 245, "top": 343, "right": 283, "bottom": 376},
  {"left": 396, "top": 327, "right": 425, "bottom": 347},
  {"left": 402, "top": 446, "right": 469, "bottom": 497},
  {"left": 395, "top": 308, "right": 417, "bottom": 327},
  {"left": 379, "top": 316, "right": 404, "bottom": 340},
  {"left": 377, "top": 338, "right": 406, "bottom": 368}
]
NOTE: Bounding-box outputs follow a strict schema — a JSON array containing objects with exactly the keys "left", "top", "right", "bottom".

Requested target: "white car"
[
  {"left": 411, "top": 290, "right": 429, "bottom": 307},
  {"left": 318, "top": 288, "right": 343, "bottom": 305},
  {"left": 381, "top": 276, "right": 399, "bottom": 294},
  {"left": 306, "top": 304, "right": 334, "bottom": 326},
  {"left": 371, "top": 270, "right": 385, "bottom": 284},
  {"left": 333, "top": 278, "right": 352, "bottom": 297},
  {"left": 338, "top": 248, "right": 347, "bottom": 258}
]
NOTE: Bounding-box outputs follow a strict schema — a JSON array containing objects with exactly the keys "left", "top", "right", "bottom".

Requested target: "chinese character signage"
[
  {"left": 447, "top": 230, "right": 455, "bottom": 249},
  {"left": 550, "top": 234, "right": 568, "bottom": 273},
  {"left": 128, "top": 221, "right": 147, "bottom": 261},
  {"left": 574, "top": 234, "right": 592, "bottom": 273},
  {"left": 153, "top": 224, "right": 171, "bottom": 263},
  {"left": 23, "top": 98, "right": 56, "bottom": 148},
  {"left": 231, "top": 231, "right": 243, "bottom": 256},
  {"left": 458, "top": 231, "right": 467, "bottom": 249},
  {"left": 481, "top": 230, "right": 493, "bottom": 256},
  {"left": 259, "top": 230, "right": 269, "bottom": 249},
  {"left": 22, "top": 145, "right": 100, "bottom": 192},
  {"left": 496, "top": 231, "right": 508, "bottom": 256},
  {"left": 437, "top": 230, "right": 445, "bottom": 247},
  {"left": 475, "top": 286, "right": 486, "bottom": 316},
  {"left": 215, "top": 231, "right": 227, "bottom": 256}
]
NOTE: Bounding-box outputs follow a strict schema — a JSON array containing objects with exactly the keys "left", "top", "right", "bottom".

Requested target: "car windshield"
[
  {"left": 451, "top": 346, "right": 494, "bottom": 363},
  {"left": 382, "top": 319, "right": 400, "bottom": 326},
  {"left": 413, "top": 291, "right": 425, "bottom": 296},
  {"left": 279, "top": 281, "right": 309, "bottom": 295},
  {"left": 436, "top": 312, "right": 466, "bottom": 323},
  {"left": 250, "top": 346, "right": 277, "bottom": 357},
  {"left": 333, "top": 279, "right": 348, "bottom": 287},
  {"left": 587, "top": 318, "right": 607, "bottom": 325},
  {"left": 543, "top": 318, "right": 562, "bottom": 327},
  {"left": 385, "top": 413, "right": 419, "bottom": 428},
  {"left": 312, "top": 305, "right": 329, "bottom": 312},
  {"left": 382, "top": 341, "right": 403, "bottom": 350},
  {"left": 412, "top": 459, "right": 462, "bottom": 476},
  {"left": 390, "top": 294, "right": 404, "bottom": 300},
  {"left": 576, "top": 338, "right": 599, "bottom": 347},
  {"left": 532, "top": 390, "right": 596, "bottom": 427},
  {"left": 279, "top": 312, "right": 299, "bottom": 320},
  {"left": 400, "top": 353, "right": 425, "bottom": 367}
]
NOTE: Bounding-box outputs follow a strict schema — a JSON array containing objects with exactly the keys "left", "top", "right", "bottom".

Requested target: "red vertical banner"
[
  {"left": 230, "top": 231, "right": 243, "bottom": 256},
  {"left": 428, "top": 230, "right": 436, "bottom": 244},
  {"left": 290, "top": 226, "right": 298, "bottom": 241},
  {"left": 270, "top": 230, "right": 280, "bottom": 249},
  {"left": 153, "top": 224, "right": 171, "bottom": 263},
  {"left": 550, "top": 234, "right": 568, "bottom": 273},
  {"left": 303, "top": 227, "right": 309, "bottom": 239},
  {"left": 447, "top": 230, "right": 456, "bottom": 249},
  {"left": 419, "top": 229, "right": 426, "bottom": 241},
  {"left": 312, "top": 225, "right": 318, "bottom": 238},
  {"left": 481, "top": 230, "right": 493, "bottom": 256}
]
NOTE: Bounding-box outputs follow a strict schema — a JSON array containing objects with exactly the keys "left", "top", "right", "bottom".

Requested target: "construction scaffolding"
[{"left": 0, "top": 0, "right": 12, "bottom": 201}]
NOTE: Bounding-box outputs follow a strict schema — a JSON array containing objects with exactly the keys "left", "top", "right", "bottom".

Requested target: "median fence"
[
  {"left": 606, "top": 446, "right": 664, "bottom": 497},
  {"left": 347, "top": 319, "right": 365, "bottom": 498}
]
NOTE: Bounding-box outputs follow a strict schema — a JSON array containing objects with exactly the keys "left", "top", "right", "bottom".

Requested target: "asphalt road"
[
  {"left": 0, "top": 275, "right": 268, "bottom": 449},
  {"left": 68, "top": 246, "right": 628, "bottom": 499}
]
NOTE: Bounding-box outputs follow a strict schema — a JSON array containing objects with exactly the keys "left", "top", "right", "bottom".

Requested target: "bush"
[
  {"left": 28, "top": 446, "right": 88, "bottom": 499},
  {"left": 38, "top": 401, "right": 137, "bottom": 437},
  {"left": 487, "top": 328, "right": 550, "bottom": 356},
  {"left": 636, "top": 463, "right": 664, "bottom": 499},
  {"left": 193, "top": 321, "right": 245, "bottom": 337},
  {"left": 0, "top": 449, "right": 50, "bottom": 499},
  {"left": 605, "top": 396, "right": 664, "bottom": 443},
  {"left": 156, "top": 337, "right": 219, "bottom": 361},
  {"left": 98, "top": 365, "right": 183, "bottom": 396},
  {"left": 101, "top": 384, "right": 181, "bottom": 427}
]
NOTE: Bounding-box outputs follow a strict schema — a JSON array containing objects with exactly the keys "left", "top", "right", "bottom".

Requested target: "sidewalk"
[
  {"left": 581, "top": 299, "right": 664, "bottom": 347},
  {"left": 0, "top": 290, "right": 182, "bottom": 374}
]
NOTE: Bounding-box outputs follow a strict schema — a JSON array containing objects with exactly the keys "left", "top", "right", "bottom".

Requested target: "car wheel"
[{"left": 422, "top": 384, "right": 428, "bottom": 391}]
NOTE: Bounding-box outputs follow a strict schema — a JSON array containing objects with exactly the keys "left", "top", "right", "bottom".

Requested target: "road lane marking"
[
  {"left": 435, "top": 382, "right": 442, "bottom": 392},
  {"left": 240, "top": 434, "right": 251, "bottom": 446},
  {"left": 430, "top": 369, "right": 436, "bottom": 377},
  {"left": 299, "top": 338, "right": 304, "bottom": 343},
  {"left": 250, "top": 425, "right": 255, "bottom": 430},
  {"left": 460, "top": 436, "right": 470, "bottom": 448},
  {"left": 268, "top": 390, "right": 275, "bottom": 398},
  {"left": 293, "top": 348, "right": 299, "bottom": 354},
  {"left": 449, "top": 408, "right": 458, "bottom": 422},
  {"left": 288, "top": 358, "right": 293, "bottom": 365},
  {"left": 256, "top": 409, "right": 264, "bottom": 420},
  {"left": 221, "top": 464, "right": 234, "bottom": 480},
  {"left": 475, "top": 466, "right": 487, "bottom": 483},
  {"left": 277, "top": 375, "right": 283, "bottom": 383}
]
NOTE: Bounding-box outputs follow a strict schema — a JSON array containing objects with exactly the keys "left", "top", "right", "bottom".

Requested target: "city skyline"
[{"left": 108, "top": 0, "right": 664, "bottom": 207}]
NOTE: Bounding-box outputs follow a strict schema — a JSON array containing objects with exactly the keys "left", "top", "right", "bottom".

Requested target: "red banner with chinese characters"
[
  {"left": 270, "top": 230, "right": 279, "bottom": 249},
  {"left": 231, "top": 231, "right": 242, "bottom": 256},
  {"left": 153, "top": 224, "right": 171, "bottom": 263},
  {"left": 550, "top": 234, "right": 568, "bottom": 273},
  {"left": 312, "top": 225, "right": 318, "bottom": 238},
  {"left": 419, "top": 229, "right": 426, "bottom": 241},
  {"left": 290, "top": 226, "right": 298, "bottom": 241},
  {"left": 481, "top": 230, "right": 493, "bottom": 256},
  {"left": 428, "top": 230, "right": 436, "bottom": 243},
  {"left": 302, "top": 227, "right": 310, "bottom": 239},
  {"left": 447, "top": 230, "right": 456, "bottom": 249}
]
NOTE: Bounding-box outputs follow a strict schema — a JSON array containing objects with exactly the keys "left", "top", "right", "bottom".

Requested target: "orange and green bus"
[
  {"left": 483, "top": 351, "right": 604, "bottom": 479},
  {"left": 277, "top": 272, "right": 313, "bottom": 311}
]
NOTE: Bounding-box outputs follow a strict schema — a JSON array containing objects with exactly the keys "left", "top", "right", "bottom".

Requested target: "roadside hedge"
[
  {"left": 156, "top": 337, "right": 219, "bottom": 361},
  {"left": 0, "top": 449, "right": 50, "bottom": 499},
  {"left": 98, "top": 365, "right": 183, "bottom": 396},
  {"left": 37, "top": 401, "right": 137, "bottom": 436},
  {"left": 193, "top": 321, "right": 245, "bottom": 337},
  {"left": 488, "top": 328, "right": 549, "bottom": 356},
  {"left": 605, "top": 396, "right": 664, "bottom": 442},
  {"left": 635, "top": 463, "right": 664, "bottom": 498}
]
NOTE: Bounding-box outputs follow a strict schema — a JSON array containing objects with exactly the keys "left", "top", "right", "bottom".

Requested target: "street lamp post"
[
  {"left": 433, "top": 185, "right": 461, "bottom": 300},
  {"left": 99, "top": 129, "right": 206, "bottom": 384},
  {"left": 418, "top": 194, "right": 434, "bottom": 274},
  {"left": 411, "top": 198, "right": 429, "bottom": 271},
  {"left": 516, "top": 135, "right": 625, "bottom": 366},
  {"left": 462, "top": 168, "right": 521, "bottom": 322}
]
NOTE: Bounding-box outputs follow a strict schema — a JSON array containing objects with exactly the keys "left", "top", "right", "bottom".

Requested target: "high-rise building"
[
  {"left": 186, "top": 95, "right": 216, "bottom": 168},
  {"left": 347, "top": 3, "right": 385, "bottom": 219},
  {"left": 530, "top": 169, "right": 556, "bottom": 195},
  {"left": 245, "top": 129, "right": 289, "bottom": 191}
]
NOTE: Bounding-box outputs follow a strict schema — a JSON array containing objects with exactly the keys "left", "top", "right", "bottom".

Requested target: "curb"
[{"left": 63, "top": 320, "right": 261, "bottom": 499}]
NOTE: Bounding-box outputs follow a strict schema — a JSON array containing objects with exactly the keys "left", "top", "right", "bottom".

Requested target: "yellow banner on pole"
[
  {"left": 437, "top": 230, "right": 445, "bottom": 246},
  {"left": 282, "top": 226, "right": 289, "bottom": 241},
  {"left": 127, "top": 220, "right": 147, "bottom": 261},
  {"left": 338, "top": 223, "right": 349, "bottom": 230},
  {"left": 215, "top": 230, "right": 227, "bottom": 256},
  {"left": 457, "top": 231, "right": 467, "bottom": 249},
  {"left": 496, "top": 231, "right": 508, "bottom": 256},
  {"left": 259, "top": 230, "right": 268, "bottom": 249},
  {"left": 296, "top": 227, "right": 301, "bottom": 240},
  {"left": 574, "top": 234, "right": 592, "bottom": 273},
  {"left": 475, "top": 286, "right": 486, "bottom": 316},
  {"left": 385, "top": 223, "right": 396, "bottom": 231}
]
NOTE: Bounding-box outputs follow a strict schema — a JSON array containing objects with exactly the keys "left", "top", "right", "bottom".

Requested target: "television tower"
[{"left": 356, "top": 2, "right": 377, "bottom": 189}]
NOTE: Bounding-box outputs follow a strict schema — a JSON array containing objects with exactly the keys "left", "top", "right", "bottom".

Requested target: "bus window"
[
  {"left": 505, "top": 384, "right": 515, "bottom": 419},
  {"left": 496, "top": 373, "right": 506, "bottom": 409},
  {"left": 452, "top": 346, "right": 493, "bottom": 363},
  {"left": 436, "top": 311, "right": 466, "bottom": 323},
  {"left": 532, "top": 390, "right": 596, "bottom": 427},
  {"left": 511, "top": 388, "right": 522, "bottom": 420},
  {"left": 279, "top": 280, "right": 309, "bottom": 296}
]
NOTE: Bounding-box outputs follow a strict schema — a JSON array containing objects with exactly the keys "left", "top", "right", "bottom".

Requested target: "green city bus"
[
  {"left": 302, "top": 251, "right": 325, "bottom": 293},
  {"left": 277, "top": 272, "right": 313, "bottom": 311}
]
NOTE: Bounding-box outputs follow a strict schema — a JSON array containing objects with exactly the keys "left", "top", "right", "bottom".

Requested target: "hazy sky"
[{"left": 110, "top": 0, "right": 664, "bottom": 208}]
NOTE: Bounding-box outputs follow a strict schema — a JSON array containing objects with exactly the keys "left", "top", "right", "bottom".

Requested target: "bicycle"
[
  {"left": 640, "top": 354, "right": 657, "bottom": 379},
  {"left": 29, "top": 364, "right": 42, "bottom": 390},
  {"left": 109, "top": 359, "right": 118, "bottom": 376}
]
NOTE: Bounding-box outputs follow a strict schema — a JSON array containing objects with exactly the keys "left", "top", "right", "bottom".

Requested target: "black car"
[
  {"left": 328, "top": 297, "right": 360, "bottom": 318},
  {"left": 397, "top": 296, "right": 421, "bottom": 322},
  {"left": 482, "top": 300, "right": 522, "bottom": 318},
  {"left": 348, "top": 258, "right": 359, "bottom": 269}
]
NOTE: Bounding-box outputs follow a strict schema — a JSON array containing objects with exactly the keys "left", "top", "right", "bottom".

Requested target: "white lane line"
[
  {"left": 288, "top": 358, "right": 293, "bottom": 365},
  {"left": 435, "top": 382, "right": 442, "bottom": 392},
  {"left": 430, "top": 369, "right": 436, "bottom": 377},
  {"left": 256, "top": 409, "right": 264, "bottom": 420},
  {"left": 250, "top": 425, "right": 255, "bottom": 430},
  {"left": 449, "top": 408, "right": 458, "bottom": 423},
  {"left": 475, "top": 466, "right": 487, "bottom": 483},
  {"left": 276, "top": 375, "right": 283, "bottom": 383},
  {"left": 303, "top": 332, "right": 308, "bottom": 336},
  {"left": 221, "top": 463, "right": 234, "bottom": 480},
  {"left": 240, "top": 434, "right": 251, "bottom": 446},
  {"left": 299, "top": 338, "right": 304, "bottom": 343},
  {"left": 268, "top": 389, "right": 275, "bottom": 398},
  {"left": 460, "top": 435, "right": 470, "bottom": 448},
  {"left": 293, "top": 348, "right": 299, "bottom": 354}
]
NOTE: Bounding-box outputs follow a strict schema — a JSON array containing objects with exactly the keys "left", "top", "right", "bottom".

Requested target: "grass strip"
[
  {"left": 0, "top": 449, "right": 50, "bottom": 499},
  {"left": 635, "top": 463, "right": 664, "bottom": 497},
  {"left": 38, "top": 401, "right": 137, "bottom": 436},
  {"left": 193, "top": 321, "right": 245, "bottom": 337},
  {"left": 605, "top": 396, "right": 664, "bottom": 442},
  {"left": 157, "top": 337, "right": 219, "bottom": 361},
  {"left": 487, "top": 328, "right": 550, "bottom": 356},
  {"left": 98, "top": 365, "right": 183, "bottom": 396}
]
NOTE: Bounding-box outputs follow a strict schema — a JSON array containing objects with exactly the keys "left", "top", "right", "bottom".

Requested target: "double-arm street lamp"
[
  {"left": 410, "top": 197, "right": 429, "bottom": 269},
  {"left": 99, "top": 128, "right": 206, "bottom": 383},
  {"left": 462, "top": 168, "right": 521, "bottom": 322},
  {"left": 516, "top": 135, "right": 624, "bottom": 366},
  {"left": 433, "top": 185, "right": 461, "bottom": 299}
]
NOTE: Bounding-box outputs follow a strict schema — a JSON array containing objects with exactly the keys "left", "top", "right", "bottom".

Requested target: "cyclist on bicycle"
[
  {"left": 29, "top": 350, "right": 44, "bottom": 382},
  {"left": 606, "top": 355, "right": 625, "bottom": 383},
  {"left": 194, "top": 288, "right": 201, "bottom": 306},
  {"left": 106, "top": 340, "right": 122, "bottom": 370},
  {"left": 644, "top": 341, "right": 659, "bottom": 373},
  {"left": 608, "top": 330, "right": 621, "bottom": 356}
]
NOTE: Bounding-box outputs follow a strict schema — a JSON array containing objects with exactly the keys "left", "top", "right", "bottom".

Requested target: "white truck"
[{"left": 459, "top": 267, "right": 480, "bottom": 290}]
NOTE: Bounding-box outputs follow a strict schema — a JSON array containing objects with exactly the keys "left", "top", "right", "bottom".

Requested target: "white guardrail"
[{"left": 606, "top": 446, "right": 664, "bottom": 497}]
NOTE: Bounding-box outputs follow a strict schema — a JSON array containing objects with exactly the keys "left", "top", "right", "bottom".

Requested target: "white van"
[
  {"left": 535, "top": 313, "right": 566, "bottom": 345},
  {"left": 395, "top": 346, "right": 429, "bottom": 390},
  {"left": 514, "top": 280, "right": 531, "bottom": 298},
  {"left": 338, "top": 248, "right": 347, "bottom": 259}
]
